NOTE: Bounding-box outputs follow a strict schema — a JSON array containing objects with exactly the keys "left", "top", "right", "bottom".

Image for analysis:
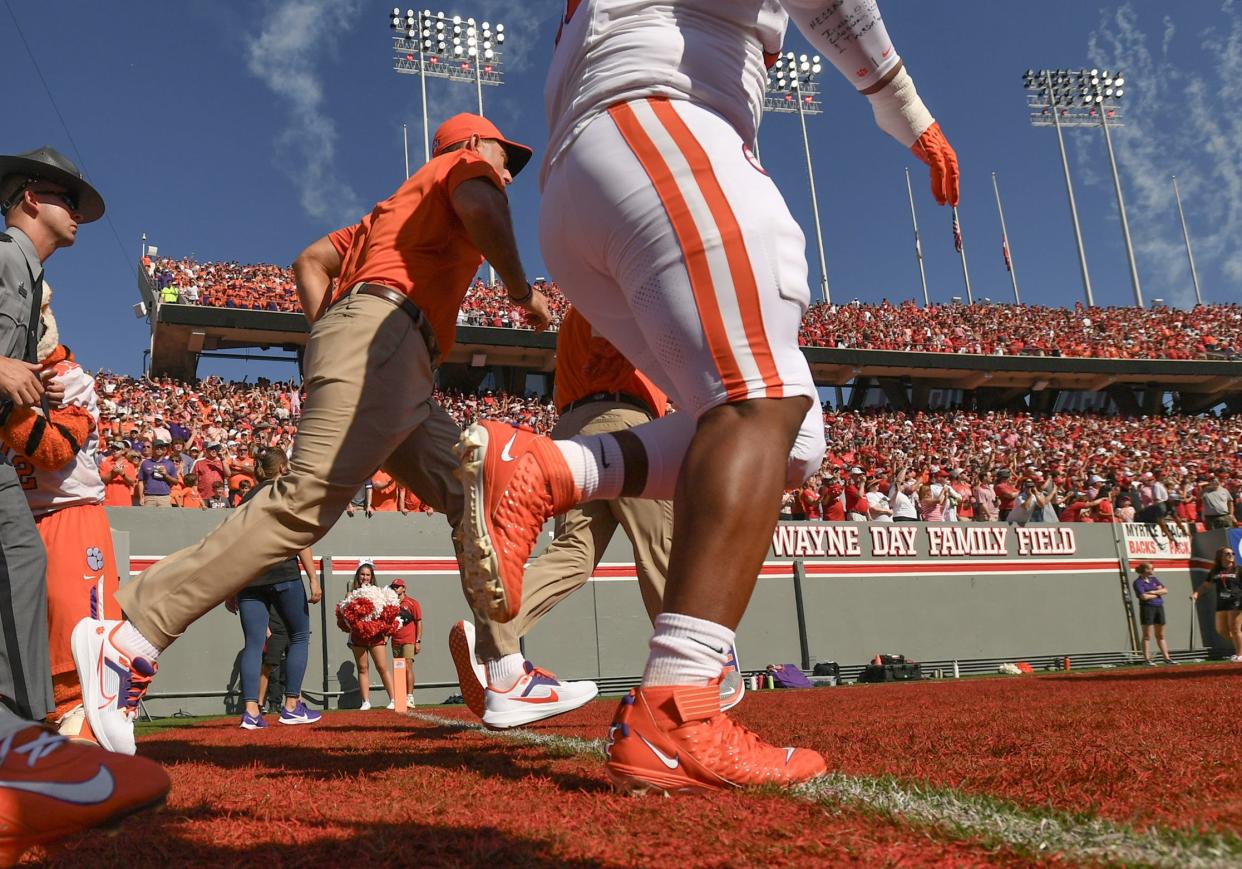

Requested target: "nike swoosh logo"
[
  {"left": 689, "top": 637, "right": 725, "bottom": 655},
  {"left": 720, "top": 684, "right": 737, "bottom": 697},
  {"left": 500, "top": 433, "right": 519, "bottom": 463},
  {"left": 784, "top": 747, "right": 796, "bottom": 764},
  {"left": 638, "top": 734, "right": 679, "bottom": 769},
  {"left": 0, "top": 766, "right": 115, "bottom": 804},
  {"left": 514, "top": 689, "right": 560, "bottom": 704}
]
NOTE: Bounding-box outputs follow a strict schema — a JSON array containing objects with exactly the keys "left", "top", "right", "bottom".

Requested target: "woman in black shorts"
[
  {"left": 1192, "top": 547, "right": 1242, "bottom": 662},
  {"left": 1132, "top": 562, "right": 1173, "bottom": 665}
]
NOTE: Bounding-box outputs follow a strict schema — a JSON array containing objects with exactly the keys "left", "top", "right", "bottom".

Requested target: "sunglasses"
[{"left": 29, "top": 186, "right": 79, "bottom": 212}]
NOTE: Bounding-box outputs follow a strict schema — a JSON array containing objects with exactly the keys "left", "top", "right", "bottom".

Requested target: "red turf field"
[{"left": 29, "top": 664, "right": 1242, "bottom": 867}]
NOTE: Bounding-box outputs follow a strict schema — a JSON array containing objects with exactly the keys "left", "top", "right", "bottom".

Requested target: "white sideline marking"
[
  {"left": 411, "top": 711, "right": 605, "bottom": 758},
  {"left": 412, "top": 711, "right": 1242, "bottom": 867}
]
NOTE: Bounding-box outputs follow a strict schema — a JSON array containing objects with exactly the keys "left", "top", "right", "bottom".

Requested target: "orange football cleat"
[
  {"left": 454, "top": 421, "right": 578, "bottom": 623},
  {"left": 604, "top": 681, "right": 826, "bottom": 794},
  {"left": 0, "top": 725, "right": 170, "bottom": 864}
]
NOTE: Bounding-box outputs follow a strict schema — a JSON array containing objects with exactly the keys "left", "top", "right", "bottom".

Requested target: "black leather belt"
[
  {"left": 333, "top": 283, "right": 442, "bottom": 367},
  {"left": 559, "top": 391, "right": 652, "bottom": 417}
]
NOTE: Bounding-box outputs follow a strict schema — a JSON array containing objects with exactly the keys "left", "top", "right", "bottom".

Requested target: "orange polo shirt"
[
  {"left": 553, "top": 307, "right": 666, "bottom": 417},
  {"left": 328, "top": 150, "right": 504, "bottom": 357},
  {"left": 370, "top": 469, "right": 400, "bottom": 512}
]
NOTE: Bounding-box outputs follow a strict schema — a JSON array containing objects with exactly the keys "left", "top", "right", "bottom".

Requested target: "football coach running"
[{"left": 74, "top": 114, "right": 549, "bottom": 754}]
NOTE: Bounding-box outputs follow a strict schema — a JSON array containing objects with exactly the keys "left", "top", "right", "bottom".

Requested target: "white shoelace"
[{"left": 0, "top": 729, "right": 67, "bottom": 768}]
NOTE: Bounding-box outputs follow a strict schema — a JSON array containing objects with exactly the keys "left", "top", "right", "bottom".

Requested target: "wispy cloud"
[
  {"left": 246, "top": 0, "right": 363, "bottom": 226},
  {"left": 1084, "top": 1, "right": 1242, "bottom": 305}
]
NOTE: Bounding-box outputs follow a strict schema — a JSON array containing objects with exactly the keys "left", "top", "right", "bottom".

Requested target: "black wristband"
[{"left": 508, "top": 284, "right": 533, "bottom": 305}]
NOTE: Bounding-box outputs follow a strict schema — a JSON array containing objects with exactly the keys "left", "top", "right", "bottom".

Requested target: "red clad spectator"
[
  {"left": 799, "top": 481, "right": 822, "bottom": 520},
  {"left": 192, "top": 443, "right": 228, "bottom": 502}
]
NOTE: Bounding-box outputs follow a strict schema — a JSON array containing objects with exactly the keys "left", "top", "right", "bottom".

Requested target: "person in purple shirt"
[
  {"left": 1133, "top": 562, "right": 1175, "bottom": 665},
  {"left": 138, "top": 439, "right": 182, "bottom": 507}
]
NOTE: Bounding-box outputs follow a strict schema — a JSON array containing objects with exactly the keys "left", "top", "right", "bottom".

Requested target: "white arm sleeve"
[
  {"left": 780, "top": 0, "right": 934, "bottom": 148},
  {"left": 779, "top": 0, "right": 902, "bottom": 92}
]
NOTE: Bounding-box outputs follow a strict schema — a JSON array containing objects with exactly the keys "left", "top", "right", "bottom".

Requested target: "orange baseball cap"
[{"left": 431, "top": 113, "right": 533, "bottom": 177}]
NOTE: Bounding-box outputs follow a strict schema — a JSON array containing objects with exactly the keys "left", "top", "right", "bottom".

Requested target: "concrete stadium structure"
[{"left": 103, "top": 508, "right": 1233, "bottom": 717}]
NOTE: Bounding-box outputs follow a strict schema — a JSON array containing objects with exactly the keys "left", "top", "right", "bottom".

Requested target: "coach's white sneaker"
[
  {"left": 481, "top": 661, "right": 598, "bottom": 730},
  {"left": 71, "top": 619, "right": 157, "bottom": 756}
]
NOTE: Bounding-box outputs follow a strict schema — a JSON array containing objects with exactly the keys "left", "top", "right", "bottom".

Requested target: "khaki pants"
[
  {"left": 474, "top": 403, "right": 673, "bottom": 661},
  {"left": 117, "top": 293, "right": 460, "bottom": 647},
  {"left": 142, "top": 495, "right": 172, "bottom": 508}
]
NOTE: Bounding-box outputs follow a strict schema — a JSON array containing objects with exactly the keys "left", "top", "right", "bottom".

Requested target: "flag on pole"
[
  {"left": 952, "top": 210, "right": 963, "bottom": 253},
  {"left": 1002, "top": 238, "right": 1012, "bottom": 272}
]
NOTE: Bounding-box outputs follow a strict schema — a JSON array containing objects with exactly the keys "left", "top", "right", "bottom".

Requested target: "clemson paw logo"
[{"left": 85, "top": 547, "right": 105, "bottom": 571}]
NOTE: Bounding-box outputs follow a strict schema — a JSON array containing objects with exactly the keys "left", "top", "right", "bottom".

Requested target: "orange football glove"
[{"left": 911, "top": 122, "right": 960, "bottom": 207}]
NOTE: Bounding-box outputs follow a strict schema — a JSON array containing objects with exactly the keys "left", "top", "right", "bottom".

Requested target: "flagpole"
[
  {"left": 952, "top": 206, "right": 974, "bottom": 304},
  {"left": 1171, "top": 175, "right": 1203, "bottom": 305},
  {"left": 402, "top": 123, "right": 410, "bottom": 179},
  {"left": 905, "top": 168, "right": 930, "bottom": 305},
  {"left": 991, "top": 172, "right": 1020, "bottom": 304}
]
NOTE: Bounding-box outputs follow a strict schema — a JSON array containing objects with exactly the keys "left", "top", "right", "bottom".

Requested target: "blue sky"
[{"left": 3, "top": 0, "right": 1239, "bottom": 378}]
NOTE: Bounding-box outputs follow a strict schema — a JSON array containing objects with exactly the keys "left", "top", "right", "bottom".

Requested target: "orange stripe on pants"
[
  {"left": 647, "top": 99, "right": 784, "bottom": 398},
  {"left": 608, "top": 100, "right": 751, "bottom": 401}
]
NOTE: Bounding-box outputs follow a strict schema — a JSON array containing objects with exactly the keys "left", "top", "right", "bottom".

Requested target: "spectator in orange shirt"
[
  {"left": 99, "top": 442, "right": 138, "bottom": 507},
  {"left": 370, "top": 469, "right": 401, "bottom": 512},
  {"left": 173, "top": 474, "right": 205, "bottom": 509}
]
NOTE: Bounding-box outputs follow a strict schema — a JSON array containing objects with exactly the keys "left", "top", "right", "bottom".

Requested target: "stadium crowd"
[
  {"left": 91, "top": 372, "right": 1241, "bottom": 528},
  {"left": 783, "top": 410, "right": 1242, "bottom": 527},
  {"left": 145, "top": 257, "right": 1241, "bottom": 361},
  {"left": 800, "top": 299, "right": 1242, "bottom": 360}
]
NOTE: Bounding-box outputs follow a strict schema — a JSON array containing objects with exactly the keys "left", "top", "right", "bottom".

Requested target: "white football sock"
[
  {"left": 554, "top": 435, "right": 625, "bottom": 501},
  {"left": 485, "top": 653, "right": 525, "bottom": 690},
  {"left": 642, "top": 613, "right": 735, "bottom": 687},
  {"left": 557, "top": 411, "right": 697, "bottom": 502},
  {"left": 115, "top": 621, "right": 163, "bottom": 661}
]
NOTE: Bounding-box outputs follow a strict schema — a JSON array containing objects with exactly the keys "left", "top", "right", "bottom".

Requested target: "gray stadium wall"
[{"left": 103, "top": 508, "right": 1230, "bottom": 717}]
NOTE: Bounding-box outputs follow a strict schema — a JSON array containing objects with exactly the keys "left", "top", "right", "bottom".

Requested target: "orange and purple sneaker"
[
  {"left": 604, "top": 680, "right": 826, "bottom": 794},
  {"left": 454, "top": 421, "right": 579, "bottom": 623},
  {"left": 0, "top": 724, "right": 170, "bottom": 864},
  {"left": 482, "top": 662, "right": 598, "bottom": 730},
  {"left": 71, "top": 619, "right": 157, "bottom": 756}
]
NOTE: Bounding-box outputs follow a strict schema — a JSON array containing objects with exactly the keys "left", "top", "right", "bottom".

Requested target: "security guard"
[{"left": 0, "top": 146, "right": 102, "bottom": 721}]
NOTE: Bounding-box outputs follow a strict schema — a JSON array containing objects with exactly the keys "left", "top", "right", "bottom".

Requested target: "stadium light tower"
[
  {"left": 1025, "top": 67, "right": 1143, "bottom": 307},
  {"left": 389, "top": 8, "right": 507, "bottom": 167},
  {"left": 766, "top": 52, "right": 830, "bottom": 304},
  {"left": 1022, "top": 69, "right": 1093, "bottom": 307}
]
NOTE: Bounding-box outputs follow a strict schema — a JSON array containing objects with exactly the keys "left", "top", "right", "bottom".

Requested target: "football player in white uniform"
[{"left": 456, "top": 0, "right": 960, "bottom": 793}]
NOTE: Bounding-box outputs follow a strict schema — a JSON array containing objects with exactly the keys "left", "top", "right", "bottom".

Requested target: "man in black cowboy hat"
[
  {"left": 0, "top": 145, "right": 169, "bottom": 858},
  {"left": 0, "top": 146, "right": 102, "bottom": 724}
]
